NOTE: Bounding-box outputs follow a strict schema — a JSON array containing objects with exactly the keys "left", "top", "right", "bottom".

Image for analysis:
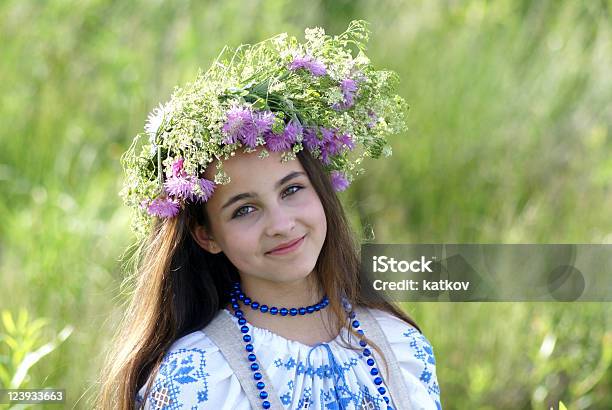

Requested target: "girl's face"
[{"left": 194, "top": 148, "right": 327, "bottom": 285}]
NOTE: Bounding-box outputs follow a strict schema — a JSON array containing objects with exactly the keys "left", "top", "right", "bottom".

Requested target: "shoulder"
[
  {"left": 365, "top": 307, "right": 443, "bottom": 410},
  {"left": 136, "top": 314, "right": 249, "bottom": 409}
]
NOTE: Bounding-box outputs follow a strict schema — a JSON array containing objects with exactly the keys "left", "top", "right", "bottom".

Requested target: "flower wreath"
[{"left": 119, "top": 20, "right": 408, "bottom": 238}]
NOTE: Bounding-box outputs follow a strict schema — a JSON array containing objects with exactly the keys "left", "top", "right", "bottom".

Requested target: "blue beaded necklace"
[{"left": 228, "top": 281, "right": 394, "bottom": 409}]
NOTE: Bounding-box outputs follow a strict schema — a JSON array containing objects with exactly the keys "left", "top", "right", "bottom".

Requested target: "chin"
[{"left": 279, "top": 261, "right": 317, "bottom": 282}]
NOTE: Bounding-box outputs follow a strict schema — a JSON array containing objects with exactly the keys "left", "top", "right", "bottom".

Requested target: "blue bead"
[
  {"left": 307, "top": 306, "right": 315, "bottom": 313},
  {"left": 280, "top": 308, "right": 288, "bottom": 316},
  {"left": 374, "top": 376, "right": 382, "bottom": 385},
  {"left": 270, "top": 307, "right": 278, "bottom": 315},
  {"left": 314, "top": 305, "right": 321, "bottom": 311},
  {"left": 363, "top": 348, "right": 371, "bottom": 357},
  {"left": 262, "top": 401, "right": 270, "bottom": 409},
  {"left": 238, "top": 318, "right": 247, "bottom": 325},
  {"left": 357, "top": 329, "right": 364, "bottom": 335},
  {"left": 240, "top": 325, "right": 249, "bottom": 333},
  {"left": 298, "top": 307, "right": 306, "bottom": 315},
  {"left": 260, "top": 305, "right": 269, "bottom": 313},
  {"left": 250, "top": 363, "right": 259, "bottom": 371},
  {"left": 384, "top": 396, "right": 390, "bottom": 404},
  {"left": 256, "top": 381, "right": 265, "bottom": 390},
  {"left": 367, "top": 358, "right": 375, "bottom": 366},
  {"left": 370, "top": 367, "right": 379, "bottom": 376},
  {"left": 246, "top": 344, "right": 254, "bottom": 352},
  {"left": 359, "top": 340, "right": 367, "bottom": 347},
  {"left": 289, "top": 308, "right": 298, "bottom": 316},
  {"left": 235, "top": 309, "right": 244, "bottom": 317},
  {"left": 244, "top": 297, "right": 251, "bottom": 305},
  {"left": 238, "top": 293, "right": 245, "bottom": 300},
  {"left": 349, "top": 311, "right": 356, "bottom": 319},
  {"left": 232, "top": 303, "right": 239, "bottom": 309},
  {"left": 248, "top": 353, "right": 257, "bottom": 362},
  {"left": 251, "top": 302, "right": 260, "bottom": 309},
  {"left": 259, "top": 391, "right": 268, "bottom": 399},
  {"left": 243, "top": 334, "right": 252, "bottom": 342},
  {"left": 230, "top": 297, "right": 237, "bottom": 303},
  {"left": 352, "top": 320, "right": 360, "bottom": 328},
  {"left": 378, "top": 386, "right": 386, "bottom": 395},
  {"left": 254, "top": 372, "right": 262, "bottom": 380},
  {"left": 387, "top": 406, "right": 393, "bottom": 410}
]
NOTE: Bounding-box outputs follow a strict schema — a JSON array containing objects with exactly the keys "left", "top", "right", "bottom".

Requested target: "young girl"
[{"left": 98, "top": 21, "right": 441, "bottom": 410}]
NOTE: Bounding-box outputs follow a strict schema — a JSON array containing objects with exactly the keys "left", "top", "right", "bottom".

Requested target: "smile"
[{"left": 266, "top": 235, "right": 306, "bottom": 256}]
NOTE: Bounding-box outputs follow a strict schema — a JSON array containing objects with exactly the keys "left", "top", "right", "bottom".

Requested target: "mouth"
[{"left": 266, "top": 235, "right": 306, "bottom": 255}]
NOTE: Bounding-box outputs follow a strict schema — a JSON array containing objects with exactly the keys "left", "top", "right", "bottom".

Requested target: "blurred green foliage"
[
  {"left": 0, "top": 0, "right": 610, "bottom": 408},
  {"left": 0, "top": 309, "right": 72, "bottom": 410}
]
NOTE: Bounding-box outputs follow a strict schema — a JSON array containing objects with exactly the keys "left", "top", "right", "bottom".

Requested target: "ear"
[{"left": 192, "top": 225, "right": 223, "bottom": 254}]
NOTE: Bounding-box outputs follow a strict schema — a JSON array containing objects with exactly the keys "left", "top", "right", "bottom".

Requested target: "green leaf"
[
  {"left": 1, "top": 311, "right": 16, "bottom": 335},
  {"left": 16, "top": 309, "right": 28, "bottom": 333},
  {"left": 251, "top": 98, "right": 267, "bottom": 110},
  {"left": 3, "top": 336, "right": 18, "bottom": 351},
  {"left": 0, "top": 364, "right": 11, "bottom": 388}
]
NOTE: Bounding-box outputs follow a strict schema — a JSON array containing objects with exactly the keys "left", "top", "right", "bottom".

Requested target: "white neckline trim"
[{"left": 221, "top": 308, "right": 349, "bottom": 349}]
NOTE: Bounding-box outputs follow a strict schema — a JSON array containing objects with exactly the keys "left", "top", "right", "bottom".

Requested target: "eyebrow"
[{"left": 221, "top": 171, "right": 307, "bottom": 210}]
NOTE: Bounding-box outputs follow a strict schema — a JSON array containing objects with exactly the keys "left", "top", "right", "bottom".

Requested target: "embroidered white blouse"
[{"left": 136, "top": 307, "right": 442, "bottom": 410}]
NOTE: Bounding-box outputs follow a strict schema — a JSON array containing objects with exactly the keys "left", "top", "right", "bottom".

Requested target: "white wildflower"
[{"left": 145, "top": 103, "right": 166, "bottom": 143}]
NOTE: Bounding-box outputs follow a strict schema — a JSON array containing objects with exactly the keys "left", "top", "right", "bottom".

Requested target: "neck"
[
  {"left": 226, "top": 271, "right": 340, "bottom": 346},
  {"left": 237, "top": 272, "right": 324, "bottom": 308}
]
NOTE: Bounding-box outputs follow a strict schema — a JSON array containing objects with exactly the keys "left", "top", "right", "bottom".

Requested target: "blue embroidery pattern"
[
  {"left": 274, "top": 355, "right": 360, "bottom": 379},
  {"left": 273, "top": 344, "right": 389, "bottom": 409},
  {"left": 403, "top": 327, "right": 442, "bottom": 410},
  {"left": 142, "top": 348, "right": 209, "bottom": 409}
]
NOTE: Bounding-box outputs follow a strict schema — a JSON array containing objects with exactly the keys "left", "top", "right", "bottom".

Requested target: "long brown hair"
[{"left": 96, "top": 149, "right": 420, "bottom": 409}]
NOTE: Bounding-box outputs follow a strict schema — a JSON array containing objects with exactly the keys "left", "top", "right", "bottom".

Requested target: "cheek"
[
  {"left": 219, "top": 230, "right": 261, "bottom": 270},
  {"left": 220, "top": 227, "right": 256, "bottom": 255},
  {"left": 306, "top": 194, "right": 327, "bottom": 236}
]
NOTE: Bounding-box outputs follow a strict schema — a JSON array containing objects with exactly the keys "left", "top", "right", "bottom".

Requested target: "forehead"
[{"left": 204, "top": 149, "right": 306, "bottom": 200}]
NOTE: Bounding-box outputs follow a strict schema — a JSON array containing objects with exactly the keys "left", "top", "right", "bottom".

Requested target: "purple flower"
[
  {"left": 330, "top": 171, "right": 350, "bottom": 192},
  {"left": 192, "top": 178, "right": 216, "bottom": 203},
  {"left": 263, "top": 119, "right": 302, "bottom": 152},
  {"left": 319, "top": 127, "right": 336, "bottom": 164},
  {"left": 337, "top": 132, "right": 355, "bottom": 150},
  {"left": 282, "top": 120, "right": 303, "bottom": 144},
  {"left": 303, "top": 127, "right": 321, "bottom": 151},
  {"left": 301, "top": 126, "right": 354, "bottom": 163},
  {"left": 222, "top": 106, "right": 274, "bottom": 148},
  {"left": 367, "top": 110, "right": 378, "bottom": 128},
  {"left": 172, "top": 157, "right": 187, "bottom": 177},
  {"left": 254, "top": 110, "right": 275, "bottom": 134},
  {"left": 318, "top": 127, "right": 355, "bottom": 164},
  {"left": 221, "top": 106, "right": 258, "bottom": 147},
  {"left": 332, "top": 78, "right": 358, "bottom": 110},
  {"left": 164, "top": 176, "right": 194, "bottom": 199},
  {"left": 288, "top": 55, "right": 327, "bottom": 77},
  {"left": 264, "top": 131, "right": 292, "bottom": 152},
  {"left": 147, "top": 197, "right": 180, "bottom": 218}
]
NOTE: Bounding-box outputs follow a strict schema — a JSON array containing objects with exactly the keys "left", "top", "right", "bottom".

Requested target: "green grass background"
[{"left": 0, "top": 0, "right": 610, "bottom": 408}]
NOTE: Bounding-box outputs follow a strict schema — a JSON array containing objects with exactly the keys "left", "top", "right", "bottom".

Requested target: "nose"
[{"left": 264, "top": 204, "right": 296, "bottom": 237}]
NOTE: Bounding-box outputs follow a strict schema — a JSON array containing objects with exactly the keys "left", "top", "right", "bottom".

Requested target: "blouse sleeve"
[
  {"left": 135, "top": 331, "right": 251, "bottom": 410},
  {"left": 369, "top": 308, "right": 443, "bottom": 410}
]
